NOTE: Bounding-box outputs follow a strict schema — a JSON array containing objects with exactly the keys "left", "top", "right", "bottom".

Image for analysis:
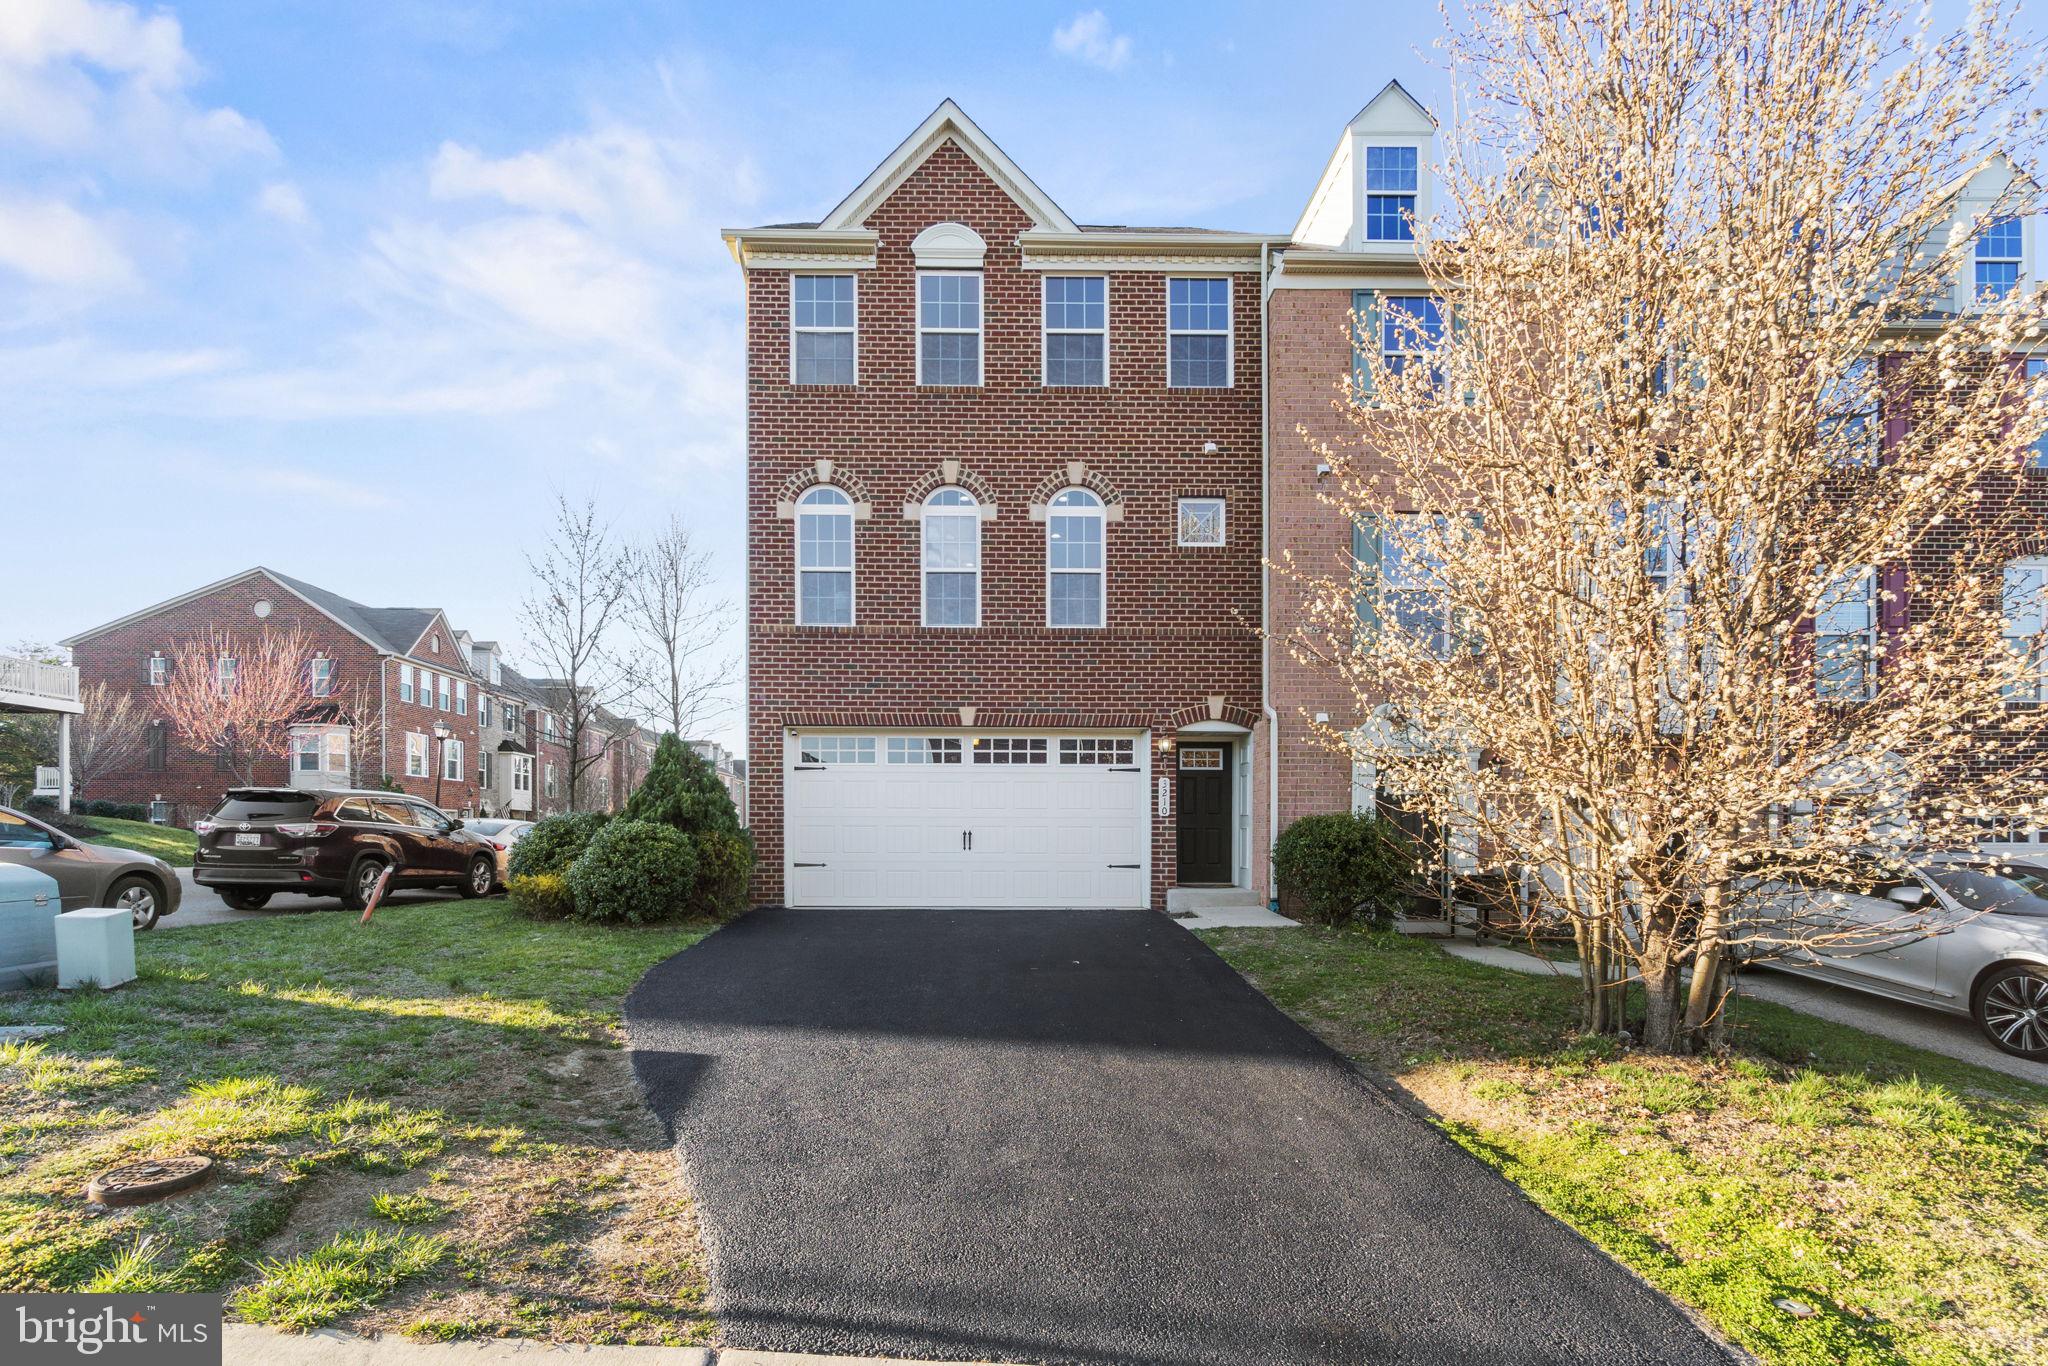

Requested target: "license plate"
[{"left": 234, "top": 833, "right": 261, "bottom": 847}]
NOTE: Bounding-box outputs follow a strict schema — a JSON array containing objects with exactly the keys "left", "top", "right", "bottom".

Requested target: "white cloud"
[
  {"left": 0, "top": 0, "right": 274, "bottom": 174},
  {"left": 1052, "top": 10, "right": 1132, "bottom": 72},
  {"left": 0, "top": 191, "right": 133, "bottom": 287},
  {"left": 255, "top": 179, "right": 309, "bottom": 224}
]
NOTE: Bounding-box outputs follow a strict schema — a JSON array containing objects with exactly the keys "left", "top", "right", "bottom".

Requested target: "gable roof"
[
  {"left": 819, "top": 99, "right": 1078, "bottom": 234},
  {"left": 1349, "top": 78, "right": 1438, "bottom": 132},
  {"left": 62, "top": 566, "right": 448, "bottom": 660}
]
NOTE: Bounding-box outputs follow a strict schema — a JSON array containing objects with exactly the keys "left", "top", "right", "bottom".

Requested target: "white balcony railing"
[{"left": 0, "top": 654, "right": 82, "bottom": 713}]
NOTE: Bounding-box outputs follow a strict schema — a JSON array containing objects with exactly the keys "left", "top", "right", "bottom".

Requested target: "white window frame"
[
  {"left": 456, "top": 680, "right": 467, "bottom": 715},
  {"left": 216, "top": 655, "right": 237, "bottom": 695},
  {"left": 544, "top": 762, "right": 558, "bottom": 797},
  {"left": 1165, "top": 277, "right": 1232, "bottom": 389},
  {"left": 790, "top": 273, "right": 858, "bottom": 385},
  {"left": 1046, "top": 488, "right": 1105, "bottom": 629},
  {"left": 147, "top": 652, "right": 166, "bottom": 687},
  {"left": 916, "top": 270, "right": 983, "bottom": 387},
  {"left": 310, "top": 655, "right": 333, "bottom": 697},
  {"left": 1041, "top": 275, "right": 1108, "bottom": 387},
  {"left": 1815, "top": 567, "right": 1879, "bottom": 702},
  {"left": 1363, "top": 144, "right": 1420, "bottom": 243},
  {"left": 1975, "top": 216, "right": 2024, "bottom": 303},
  {"left": 2004, "top": 557, "right": 2048, "bottom": 701},
  {"left": 2028, "top": 358, "right": 2048, "bottom": 468},
  {"left": 920, "top": 487, "right": 982, "bottom": 628},
  {"left": 795, "top": 485, "right": 856, "bottom": 626},
  {"left": 1177, "top": 497, "right": 1227, "bottom": 547},
  {"left": 294, "top": 731, "right": 323, "bottom": 773},
  {"left": 400, "top": 664, "right": 415, "bottom": 703},
  {"left": 438, "top": 674, "right": 452, "bottom": 711},
  {"left": 326, "top": 729, "right": 348, "bottom": 774},
  {"left": 443, "top": 737, "right": 464, "bottom": 782},
  {"left": 512, "top": 754, "right": 533, "bottom": 793},
  {"left": 405, "top": 731, "right": 429, "bottom": 779}
]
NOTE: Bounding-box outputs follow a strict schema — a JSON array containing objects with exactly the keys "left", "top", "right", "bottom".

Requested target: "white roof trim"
[
  {"left": 821, "top": 99, "right": 1078, "bottom": 234},
  {"left": 914, "top": 221, "right": 987, "bottom": 268},
  {"left": 60, "top": 566, "right": 392, "bottom": 658}
]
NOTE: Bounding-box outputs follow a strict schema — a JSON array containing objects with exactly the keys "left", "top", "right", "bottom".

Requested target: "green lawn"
[
  {"left": 0, "top": 900, "right": 716, "bottom": 1345},
  {"left": 1201, "top": 927, "right": 2048, "bottom": 1366},
  {"left": 73, "top": 816, "right": 198, "bottom": 867}
]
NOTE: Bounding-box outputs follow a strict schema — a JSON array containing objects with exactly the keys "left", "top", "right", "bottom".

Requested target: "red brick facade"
[{"left": 742, "top": 139, "right": 1265, "bottom": 909}]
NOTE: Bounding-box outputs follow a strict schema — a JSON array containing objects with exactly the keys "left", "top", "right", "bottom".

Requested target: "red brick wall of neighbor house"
[
  {"left": 1268, "top": 286, "right": 1380, "bottom": 836},
  {"left": 745, "top": 142, "right": 1263, "bottom": 907},
  {"left": 70, "top": 578, "right": 483, "bottom": 823}
]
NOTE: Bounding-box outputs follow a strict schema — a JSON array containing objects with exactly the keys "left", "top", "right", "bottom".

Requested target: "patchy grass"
[
  {"left": 0, "top": 899, "right": 717, "bottom": 1346},
  {"left": 1203, "top": 927, "right": 2048, "bottom": 1366},
  {"left": 71, "top": 816, "right": 196, "bottom": 867}
]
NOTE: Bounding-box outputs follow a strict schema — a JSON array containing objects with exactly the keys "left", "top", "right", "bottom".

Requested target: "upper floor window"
[
  {"left": 1976, "top": 217, "right": 2023, "bottom": 301},
  {"left": 1821, "top": 357, "right": 1880, "bottom": 467},
  {"left": 438, "top": 673, "right": 452, "bottom": 711},
  {"left": 1178, "top": 497, "right": 1226, "bottom": 547},
  {"left": 456, "top": 680, "right": 468, "bottom": 715},
  {"left": 1167, "top": 277, "right": 1231, "bottom": 388},
  {"left": 147, "top": 652, "right": 166, "bottom": 687},
  {"left": 918, "top": 272, "right": 982, "bottom": 385},
  {"left": 1355, "top": 514, "right": 1455, "bottom": 656},
  {"left": 922, "top": 487, "right": 981, "bottom": 627},
  {"left": 792, "top": 274, "right": 856, "bottom": 384},
  {"left": 1364, "top": 145, "right": 1418, "bottom": 242},
  {"left": 216, "top": 655, "right": 237, "bottom": 695},
  {"left": 1381, "top": 296, "right": 1444, "bottom": 384},
  {"left": 2028, "top": 358, "right": 2047, "bottom": 468},
  {"left": 796, "top": 485, "right": 855, "bottom": 626},
  {"left": 1047, "top": 488, "right": 1105, "bottom": 628},
  {"left": 1815, "top": 567, "right": 1878, "bottom": 701},
  {"left": 1043, "top": 276, "right": 1107, "bottom": 386},
  {"left": 310, "top": 655, "right": 333, "bottom": 697},
  {"left": 2004, "top": 558, "right": 2048, "bottom": 701}
]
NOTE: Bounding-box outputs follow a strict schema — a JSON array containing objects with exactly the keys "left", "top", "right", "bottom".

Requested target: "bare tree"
[
  {"left": 69, "top": 681, "right": 152, "bottom": 801},
  {"left": 622, "top": 513, "right": 735, "bottom": 738},
  {"left": 1285, "top": 0, "right": 2048, "bottom": 1053},
  {"left": 153, "top": 629, "right": 321, "bottom": 785},
  {"left": 519, "top": 495, "right": 635, "bottom": 812}
]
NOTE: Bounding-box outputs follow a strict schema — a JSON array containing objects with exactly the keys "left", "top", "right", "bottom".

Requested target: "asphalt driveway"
[{"left": 626, "top": 908, "right": 1733, "bottom": 1366}]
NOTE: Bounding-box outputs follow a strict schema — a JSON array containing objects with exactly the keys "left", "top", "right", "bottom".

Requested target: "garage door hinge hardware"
[
  {"left": 794, "top": 764, "right": 825, "bottom": 771},
  {"left": 1108, "top": 863, "right": 1141, "bottom": 869},
  {"left": 1109, "top": 766, "right": 1140, "bottom": 772},
  {"left": 793, "top": 862, "right": 827, "bottom": 868}
]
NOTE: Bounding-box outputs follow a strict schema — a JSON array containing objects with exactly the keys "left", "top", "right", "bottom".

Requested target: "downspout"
[
  {"left": 379, "top": 657, "right": 389, "bottom": 786},
  {"left": 1261, "top": 240, "right": 1281, "bottom": 911}
]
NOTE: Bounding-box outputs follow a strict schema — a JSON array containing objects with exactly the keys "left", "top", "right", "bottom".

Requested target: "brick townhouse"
[
  {"left": 62, "top": 568, "right": 591, "bottom": 825},
  {"left": 726, "top": 100, "right": 1275, "bottom": 911}
]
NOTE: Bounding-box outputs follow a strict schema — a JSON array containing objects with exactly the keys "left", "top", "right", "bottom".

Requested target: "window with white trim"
[
  {"left": 2028, "top": 358, "right": 2047, "bottom": 468},
  {"left": 443, "top": 738, "right": 464, "bottom": 781},
  {"left": 456, "top": 680, "right": 467, "bottom": 715},
  {"left": 1167, "top": 278, "right": 1230, "bottom": 388},
  {"left": 1177, "top": 497, "right": 1225, "bottom": 547},
  {"left": 796, "top": 485, "right": 854, "bottom": 626},
  {"left": 971, "top": 737, "right": 1047, "bottom": 764},
  {"left": 405, "top": 731, "right": 429, "bottom": 778},
  {"left": 400, "top": 664, "right": 415, "bottom": 703},
  {"left": 1364, "top": 145, "right": 1418, "bottom": 242},
  {"left": 1043, "top": 276, "right": 1107, "bottom": 386},
  {"left": 1047, "top": 488, "right": 1104, "bottom": 628},
  {"left": 792, "top": 274, "right": 856, "bottom": 384},
  {"left": 798, "top": 735, "right": 876, "bottom": 765},
  {"left": 1815, "top": 568, "right": 1879, "bottom": 700},
  {"left": 1821, "top": 357, "right": 1880, "bottom": 468},
  {"left": 1380, "top": 514, "right": 1454, "bottom": 656},
  {"left": 309, "top": 655, "right": 332, "bottom": 697},
  {"left": 295, "top": 728, "right": 349, "bottom": 775},
  {"left": 512, "top": 754, "right": 533, "bottom": 793},
  {"left": 1381, "top": 295, "right": 1444, "bottom": 384},
  {"left": 544, "top": 762, "right": 558, "bottom": 797},
  {"left": 438, "top": 674, "right": 452, "bottom": 711},
  {"left": 1059, "top": 737, "right": 1135, "bottom": 765},
  {"left": 1976, "top": 217, "right": 2023, "bottom": 301},
  {"left": 922, "top": 487, "right": 980, "bottom": 627},
  {"left": 918, "top": 272, "right": 982, "bottom": 385},
  {"left": 887, "top": 737, "right": 963, "bottom": 764},
  {"left": 2004, "top": 558, "right": 2048, "bottom": 701},
  {"left": 147, "top": 652, "right": 166, "bottom": 687},
  {"left": 215, "top": 656, "right": 237, "bottom": 695}
]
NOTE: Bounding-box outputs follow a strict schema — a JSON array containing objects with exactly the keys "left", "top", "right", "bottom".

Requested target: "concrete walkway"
[
  {"left": 1440, "top": 940, "right": 2048, "bottom": 1085},
  {"left": 225, "top": 1326, "right": 984, "bottom": 1365}
]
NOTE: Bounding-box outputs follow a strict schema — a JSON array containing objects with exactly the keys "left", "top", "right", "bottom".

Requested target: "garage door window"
[
  {"left": 799, "top": 736, "right": 876, "bottom": 764},
  {"left": 887, "top": 736, "right": 963, "bottom": 763},
  {"left": 1060, "top": 737, "right": 1136, "bottom": 765},
  {"left": 972, "top": 737, "right": 1048, "bottom": 764}
]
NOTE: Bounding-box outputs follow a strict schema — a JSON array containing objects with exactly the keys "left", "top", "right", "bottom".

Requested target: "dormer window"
[
  {"left": 1976, "top": 217, "right": 2023, "bottom": 301},
  {"left": 1364, "top": 146, "right": 1418, "bottom": 242}
]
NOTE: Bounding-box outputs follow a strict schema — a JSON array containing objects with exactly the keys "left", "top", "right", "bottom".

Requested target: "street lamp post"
[{"left": 432, "top": 720, "right": 451, "bottom": 809}]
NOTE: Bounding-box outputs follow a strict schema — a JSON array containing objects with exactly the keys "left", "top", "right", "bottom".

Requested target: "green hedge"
[
  {"left": 565, "top": 819, "right": 698, "bottom": 925},
  {"left": 507, "top": 872, "right": 575, "bottom": 921},
  {"left": 687, "top": 829, "right": 754, "bottom": 921},
  {"left": 507, "top": 811, "right": 610, "bottom": 880},
  {"left": 1271, "top": 811, "right": 1415, "bottom": 927}
]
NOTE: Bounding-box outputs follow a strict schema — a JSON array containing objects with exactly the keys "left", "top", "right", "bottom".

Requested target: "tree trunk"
[{"left": 1640, "top": 958, "right": 1685, "bottom": 1052}]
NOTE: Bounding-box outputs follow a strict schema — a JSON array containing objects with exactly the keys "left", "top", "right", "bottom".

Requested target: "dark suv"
[{"left": 193, "top": 788, "right": 498, "bottom": 911}]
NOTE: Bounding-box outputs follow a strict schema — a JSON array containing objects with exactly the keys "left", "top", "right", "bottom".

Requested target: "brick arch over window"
[
  {"left": 1166, "top": 699, "right": 1260, "bottom": 731},
  {"left": 1027, "top": 461, "right": 1126, "bottom": 522},
  {"left": 774, "top": 459, "right": 874, "bottom": 521},
  {"left": 902, "top": 459, "right": 999, "bottom": 509}
]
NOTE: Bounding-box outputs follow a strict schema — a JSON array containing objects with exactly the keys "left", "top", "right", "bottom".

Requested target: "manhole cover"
[{"left": 87, "top": 1155, "right": 214, "bottom": 1208}]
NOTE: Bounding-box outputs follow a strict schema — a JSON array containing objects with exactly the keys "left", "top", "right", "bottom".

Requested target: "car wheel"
[
  {"left": 460, "top": 855, "right": 494, "bottom": 899},
  {"left": 342, "top": 857, "right": 392, "bottom": 912},
  {"left": 220, "top": 889, "right": 272, "bottom": 911},
  {"left": 107, "top": 876, "right": 161, "bottom": 931},
  {"left": 1976, "top": 963, "right": 2048, "bottom": 1060}
]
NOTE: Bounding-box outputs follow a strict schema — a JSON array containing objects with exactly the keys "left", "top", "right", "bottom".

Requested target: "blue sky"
[{"left": 2, "top": 1, "right": 1455, "bottom": 750}]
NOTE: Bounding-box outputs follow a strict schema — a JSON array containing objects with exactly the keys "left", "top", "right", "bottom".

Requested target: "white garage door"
[{"left": 785, "top": 731, "right": 1151, "bottom": 908}]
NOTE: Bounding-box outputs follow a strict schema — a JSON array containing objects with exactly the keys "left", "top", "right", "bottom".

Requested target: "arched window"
[
  {"left": 796, "top": 485, "right": 854, "bottom": 625},
  {"left": 1046, "top": 488, "right": 1104, "bottom": 628},
  {"left": 2004, "top": 557, "right": 2048, "bottom": 700},
  {"left": 922, "top": 487, "right": 980, "bottom": 627}
]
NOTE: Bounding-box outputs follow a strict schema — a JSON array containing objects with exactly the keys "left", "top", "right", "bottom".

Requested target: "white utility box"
[
  {"left": 0, "top": 865, "right": 60, "bottom": 991},
  {"left": 55, "top": 907, "right": 135, "bottom": 991}
]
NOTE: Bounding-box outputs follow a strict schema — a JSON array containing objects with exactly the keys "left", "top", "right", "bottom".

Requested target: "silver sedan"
[
  {"left": 1749, "top": 857, "right": 2048, "bottom": 1060},
  {"left": 0, "top": 805, "right": 182, "bottom": 930}
]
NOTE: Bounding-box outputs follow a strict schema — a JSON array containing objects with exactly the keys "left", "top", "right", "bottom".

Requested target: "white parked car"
[{"left": 465, "top": 819, "right": 534, "bottom": 889}]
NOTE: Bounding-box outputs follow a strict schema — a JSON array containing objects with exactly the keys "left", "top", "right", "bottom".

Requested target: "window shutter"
[
  {"left": 1351, "top": 289, "right": 1378, "bottom": 397},
  {"left": 1352, "top": 516, "right": 1382, "bottom": 635}
]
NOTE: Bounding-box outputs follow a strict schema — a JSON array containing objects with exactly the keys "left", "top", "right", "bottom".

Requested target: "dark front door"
[{"left": 1175, "top": 742, "right": 1233, "bottom": 884}]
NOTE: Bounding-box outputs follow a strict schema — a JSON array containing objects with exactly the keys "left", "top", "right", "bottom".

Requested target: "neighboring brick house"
[
  {"left": 63, "top": 568, "right": 488, "bottom": 823},
  {"left": 726, "top": 100, "right": 1277, "bottom": 910}
]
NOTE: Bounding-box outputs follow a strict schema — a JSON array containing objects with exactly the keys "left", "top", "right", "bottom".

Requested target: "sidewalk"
[{"left": 225, "top": 1326, "right": 988, "bottom": 1366}]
